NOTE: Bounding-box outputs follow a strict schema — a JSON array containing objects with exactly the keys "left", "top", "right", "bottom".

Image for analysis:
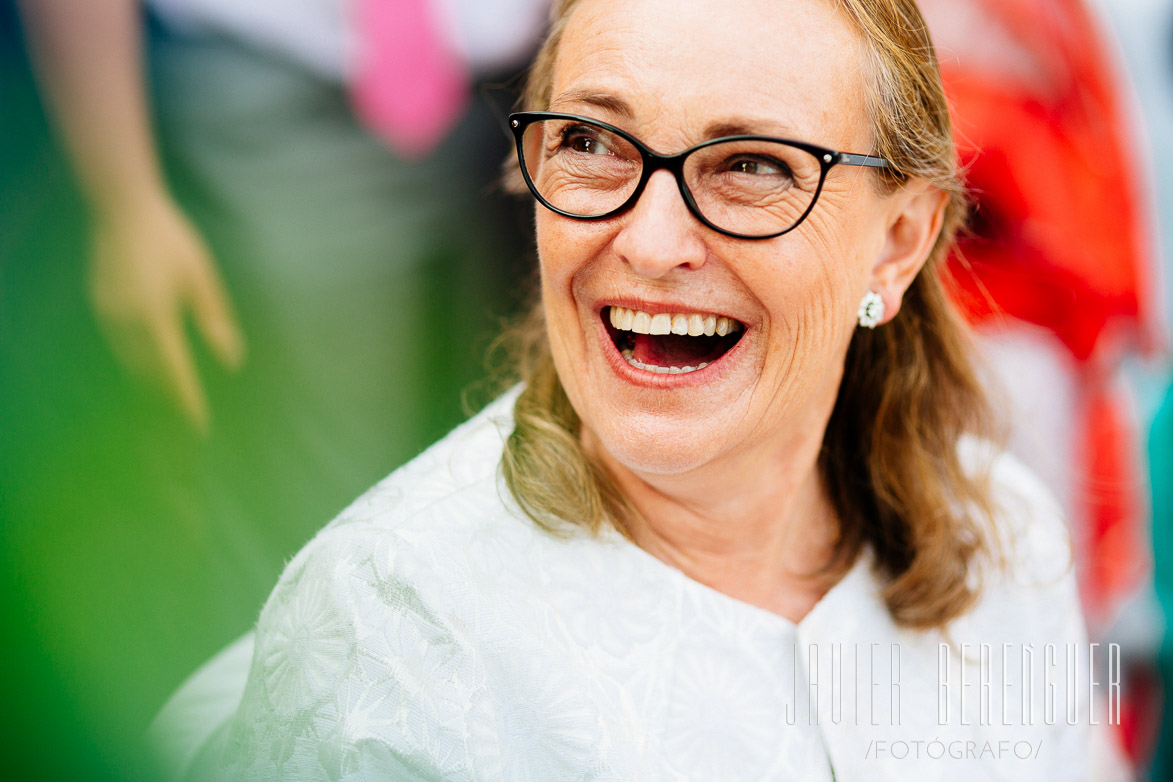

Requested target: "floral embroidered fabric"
[{"left": 220, "top": 390, "right": 1092, "bottom": 780}]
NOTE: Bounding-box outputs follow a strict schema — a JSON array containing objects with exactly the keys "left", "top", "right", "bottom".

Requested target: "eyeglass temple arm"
[{"left": 836, "top": 152, "right": 892, "bottom": 169}]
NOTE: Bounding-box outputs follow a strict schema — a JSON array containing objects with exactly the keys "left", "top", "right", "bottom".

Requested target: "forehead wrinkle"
[
  {"left": 549, "top": 89, "right": 634, "bottom": 118},
  {"left": 556, "top": 20, "right": 871, "bottom": 156},
  {"left": 551, "top": 5, "right": 653, "bottom": 101}
]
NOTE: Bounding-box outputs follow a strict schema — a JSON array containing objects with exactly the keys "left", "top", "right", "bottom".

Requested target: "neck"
[{"left": 586, "top": 419, "right": 842, "bottom": 623}]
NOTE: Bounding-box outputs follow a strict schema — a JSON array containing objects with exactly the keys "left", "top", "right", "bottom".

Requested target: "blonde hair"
[{"left": 501, "top": 0, "right": 998, "bottom": 630}]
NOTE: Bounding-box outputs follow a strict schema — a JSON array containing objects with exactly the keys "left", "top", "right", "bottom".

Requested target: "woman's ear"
[{"left": 868, "top": 181, "right": 948, "bottom": 323}]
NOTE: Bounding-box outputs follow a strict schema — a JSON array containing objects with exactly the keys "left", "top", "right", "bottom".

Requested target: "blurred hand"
[{"left": 88, "top": 195, "right": 245, "bottom": 432}]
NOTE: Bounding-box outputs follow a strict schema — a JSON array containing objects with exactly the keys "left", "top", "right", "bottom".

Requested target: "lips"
[{"left": 604, "top": 306, "right": 745, "bottom": 374}]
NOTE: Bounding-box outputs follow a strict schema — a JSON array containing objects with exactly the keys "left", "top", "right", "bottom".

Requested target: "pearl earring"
[{"left": 857, "top": 290, "right": 885, "bottom": 328}]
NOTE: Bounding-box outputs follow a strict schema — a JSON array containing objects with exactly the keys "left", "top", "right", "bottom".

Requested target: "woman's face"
[{"left": 539, "top": 0, "right": 936, "bottom": 477}]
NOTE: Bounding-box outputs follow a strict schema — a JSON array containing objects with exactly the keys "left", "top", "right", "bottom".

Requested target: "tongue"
[{"left": 632, "top": 333, "right": 729, "bottom": 367}]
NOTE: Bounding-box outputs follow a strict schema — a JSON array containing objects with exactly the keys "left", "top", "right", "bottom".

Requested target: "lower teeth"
[{"left": 621, "top": 348, "right": 709, "bottom": 374}]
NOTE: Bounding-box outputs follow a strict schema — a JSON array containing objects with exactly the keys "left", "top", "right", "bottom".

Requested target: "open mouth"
[{"left": 604, "top": 306, "right": 745, "bottom": 375}]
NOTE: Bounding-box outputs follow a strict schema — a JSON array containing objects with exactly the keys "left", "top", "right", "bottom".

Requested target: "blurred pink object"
[{"left": 351, "top": 0, "right": 469, "bottom": 158}]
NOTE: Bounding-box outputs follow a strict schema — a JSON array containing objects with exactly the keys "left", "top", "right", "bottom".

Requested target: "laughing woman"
[{"left": 220, "top": 0, "right": 1096, "bottom": 779}]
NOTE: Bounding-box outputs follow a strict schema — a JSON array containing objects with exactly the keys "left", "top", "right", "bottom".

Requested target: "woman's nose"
[{"left": 612, "top": 170, "right": 708, "bottom": 279}]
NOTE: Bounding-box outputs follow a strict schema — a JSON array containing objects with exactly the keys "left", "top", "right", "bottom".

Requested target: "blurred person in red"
[{"left": 920, "top": 0, "right": 1163, "bottom": 770}]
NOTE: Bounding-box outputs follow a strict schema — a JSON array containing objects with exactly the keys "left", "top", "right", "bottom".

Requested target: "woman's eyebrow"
[
  {"left": 550, "top": 89, "right": 634, "bottom": 117},
  {"left": 545, "top": 96, "right": 807, "bottom": 142},
  {"left": 705, "top": 119, "right": 802, "bottom": 140}
]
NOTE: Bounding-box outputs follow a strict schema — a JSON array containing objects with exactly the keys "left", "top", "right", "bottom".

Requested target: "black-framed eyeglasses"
[{"left": 509, "top": 111, "right": 892, "bottom": 240}]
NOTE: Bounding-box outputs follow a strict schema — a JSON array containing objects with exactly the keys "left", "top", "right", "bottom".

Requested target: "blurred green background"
[{"left": 0, "top": 3, "right": 532, "bottom": 775}]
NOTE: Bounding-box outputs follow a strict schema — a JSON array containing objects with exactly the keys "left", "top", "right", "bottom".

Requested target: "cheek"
[
  {"left": 536, "top": 211, "right": 607, "bottom": 290},
  {"left": 786, "top": 208, "right": 884, "bottom": 332},
  {"left": 747, "top": 231, "right": 870, "bottom": 412},
  {"left": 536, "top": 214, "right": 607, "bottom": 404},
  {"left": 538, "top": 242, "right": 580, "bottom": 378},
  {"left": 536, "top": 214, "right": 584, "bottom": 333},
  {"left": 758, "top": 236, "right": 862, "bottom": 349}
]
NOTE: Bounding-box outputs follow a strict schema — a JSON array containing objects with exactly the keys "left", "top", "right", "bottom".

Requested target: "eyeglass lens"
[{"left": 520, "top": 117, "right": 825, "bottom": 237}]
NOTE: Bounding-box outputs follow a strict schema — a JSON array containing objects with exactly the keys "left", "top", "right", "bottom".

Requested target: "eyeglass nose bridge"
[{"left": 616, "top": 147, "right": 711, "bottom": 232}]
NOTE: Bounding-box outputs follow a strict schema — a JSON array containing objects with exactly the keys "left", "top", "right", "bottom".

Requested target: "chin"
[{"left": 582, "top": 404, "right": 733, "bottom": 477}]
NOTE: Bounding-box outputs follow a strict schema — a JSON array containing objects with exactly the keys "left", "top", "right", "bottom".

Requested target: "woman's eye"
[
  {"left": 562, "top": 127, "right": 611, "bottom": 155},
  {"left": 727, "top": 156, "right": 788, "bottom": 176}
]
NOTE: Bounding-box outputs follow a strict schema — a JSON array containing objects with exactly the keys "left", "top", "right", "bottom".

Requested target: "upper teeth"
[{"left": 608, "top": 306, "right": 742, "bottom": 337}]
